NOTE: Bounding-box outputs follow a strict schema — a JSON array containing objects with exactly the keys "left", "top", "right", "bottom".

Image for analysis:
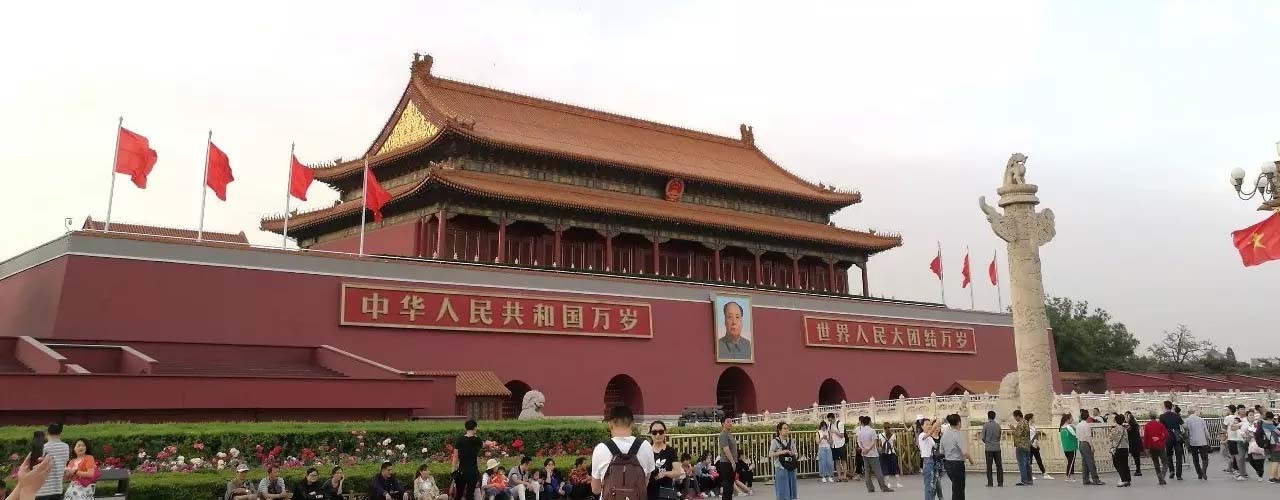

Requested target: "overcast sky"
[{"left": 3, "top": 1, "right": 1278, "bottom": 357}]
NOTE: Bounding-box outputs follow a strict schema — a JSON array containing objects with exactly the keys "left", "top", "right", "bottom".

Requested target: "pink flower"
[
  {"left": 8, "top": 453, "right": 18, "bottom": 461},
  {"left": 512, "top": 439, "right": 524, "bottom": 450}
]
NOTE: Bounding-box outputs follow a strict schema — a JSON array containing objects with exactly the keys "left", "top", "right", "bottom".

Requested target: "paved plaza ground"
[{"left": 789, "top": 471, "right": 1275, "bottom": 499}]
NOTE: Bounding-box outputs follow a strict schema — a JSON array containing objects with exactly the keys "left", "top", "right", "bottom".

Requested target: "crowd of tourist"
[{"left": 6, "top": 402, "right": 1279, "bottom": 500}]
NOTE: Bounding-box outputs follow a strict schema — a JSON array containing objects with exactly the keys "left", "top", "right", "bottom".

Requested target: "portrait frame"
[{"left": 711, "top": 293, "right": 754, "bottom": 364}]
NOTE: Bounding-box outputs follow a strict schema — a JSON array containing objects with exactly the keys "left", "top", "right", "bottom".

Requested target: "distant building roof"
[
  {"left": 83, "top": 216, "right": 248, "bottom": 244},
  {"left": 414, "top": 370, "right": 511, "bottom": 397}
]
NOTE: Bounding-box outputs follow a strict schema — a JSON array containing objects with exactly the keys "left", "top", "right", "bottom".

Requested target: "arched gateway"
[
  {"left": 604, "top": 374, "right": 644, "bottom": 416},
  {"left": 716, "top": 367, "right": 757, "bottom": 417},
  {"left": 503, "top": 380, "right": 532, "bottom": 419},
  {"left": 818, "top": 378, "right": 847, "bottom": 405}
]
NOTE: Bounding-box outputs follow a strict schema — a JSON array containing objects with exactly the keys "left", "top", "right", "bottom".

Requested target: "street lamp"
[{"left": 1229, "top": 142, "right": 1280, "bottom": 207}]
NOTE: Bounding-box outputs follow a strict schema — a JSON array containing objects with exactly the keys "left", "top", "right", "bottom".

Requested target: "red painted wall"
[
  {"left": 6, "top": 254, "right": 1026, "bottom": 417},
  {"left": 312, "top": 220, "right": 420, "bottom": 256},
  {"left": 0, "top": 259, "right": 65, "bottom": 339}
]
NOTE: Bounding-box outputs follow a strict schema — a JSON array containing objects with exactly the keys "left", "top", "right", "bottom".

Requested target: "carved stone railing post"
[
  {"left": 812, "top": 402, "right": 820, "bottom": 422},
  {"left": 897, "top": 394, "right": 908, "bottom": 423},
  {"left": 929, "top": 393, "right": 938, "bottom": 418},
  {"left": 839, "top": 400, "right": 849, "bottom": 425}
]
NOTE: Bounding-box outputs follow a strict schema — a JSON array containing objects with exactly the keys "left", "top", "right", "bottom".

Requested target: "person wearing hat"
[
  {"left": 225, "top": 464, "right": 258, "bottom": 500},
  {"left": 482, "top": 460, "right": 512, "bottom": 500}
]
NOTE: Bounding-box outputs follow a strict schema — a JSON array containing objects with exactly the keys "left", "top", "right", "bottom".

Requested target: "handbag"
[{"left": 775, "top": 438, "right": 798, "bottom": 471}]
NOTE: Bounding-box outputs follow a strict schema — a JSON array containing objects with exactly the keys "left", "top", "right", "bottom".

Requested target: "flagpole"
[
  {"left": 197, "top": 130, "right": 212, "bottom": 241},
  {"left": 358, "top": 157, "right": 368, "bottom": 255},
  {"left": 967, "top": 245, "right": 975, "bottom": 310},
  {"left": 104, "top": 116, "right": 123, "bottom": 232},
  {"left": 937, "top": 241, "right": 946, "bottom": 305},
  {"left": 282, "top": 142, "right": 295, "bottom": 249},
  {"left": 995, "top": 249, "right": 1004, "bottom": 312}
]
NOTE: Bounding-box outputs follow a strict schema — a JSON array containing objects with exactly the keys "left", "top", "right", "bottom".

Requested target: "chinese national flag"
[
  {"left": 289, "top": 155, "right": 314, "bottom": 201},
  {"left": 929, "top": 248, "right": 943, "bottom": 279},
  {"left": 961, "top": 252, "right": 972, "bottom": 288},
  {"left": 115, "top": 127, "right": 158, "bottom": 189},
  {"left": 988, "top": 253, "right": 999, "bottom": 285},
  {"left": 205, "top": 142, "right": 234, "bottom": 201},
  {"left": 364, "top": 167, "right": 391, "bottom": 222},
  {"left": 1232, "top": 212, "right": 1280, "bottom": 267}
]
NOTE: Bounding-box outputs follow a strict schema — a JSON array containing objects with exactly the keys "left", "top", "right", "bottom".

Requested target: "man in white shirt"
[
  {"left": 1225, "top": 407, "right": 1248, "bottom": 479},
  {"left": 826, "top": 413, "right": 848, "bottom": 481},
  {"left": 1074, "top": 409, "right": 1102, "bottom": 485},
  {"left": 591, "top": 406, "right": 656, "bottom": 494},
  {"left": 1183, "top": 408, "right": 1210, "bottom": 480},
  {"left": 36, "top": 423, "right": 70, "bottom": 500}
]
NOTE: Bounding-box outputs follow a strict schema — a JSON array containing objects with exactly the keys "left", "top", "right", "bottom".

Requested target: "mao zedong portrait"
[{"left": 716, "top": 300, "right": 752, "bottom": 361}]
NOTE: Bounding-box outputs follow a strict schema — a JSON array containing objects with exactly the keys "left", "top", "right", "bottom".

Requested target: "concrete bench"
[{"left": 95, "top": 468, "right": 130, "bottom": 500}]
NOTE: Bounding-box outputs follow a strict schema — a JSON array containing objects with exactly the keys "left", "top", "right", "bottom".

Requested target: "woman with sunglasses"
[{"left": 650, "top": 421, "right": 682, "bottom": 500}]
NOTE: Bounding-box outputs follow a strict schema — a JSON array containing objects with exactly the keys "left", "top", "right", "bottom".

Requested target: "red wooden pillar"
[
  {"left": 827, "top": 260, "right": 837, "bottom": 292},
  {"left": 604, "top": 233, "right": 614, "bottom": 271},
  {"left": 414, "top": 217, "right": 424, "bottom": 258},
  {"left": 752, "top": 251, "right": 763, "bottom": 285},
  {"left": 552, "top": 224, "right": 563, "bottom": 267},
  {"left": 791, "top": 255, "right": 801, "bottom": 289},
  {"left": 651, "top": 238, "right": 660, "bottom": 274},
  {"left": 495, "top": 215, "right": 507, "bottom": 264},
  {"left": 713, "top": 247, "right": 722, "bottom": 281},
  {"left": 859, "top": 262, "right": 870, "bottom": 296},
  {"left": 435, "top": 209, "right": 448, "bottom": 259}
]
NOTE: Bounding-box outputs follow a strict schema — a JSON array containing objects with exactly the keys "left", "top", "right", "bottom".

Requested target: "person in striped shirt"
[{"left": 36, "top": 423, "right": 69, "bottom": 500}]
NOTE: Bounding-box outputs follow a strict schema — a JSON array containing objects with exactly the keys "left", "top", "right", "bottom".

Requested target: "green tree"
[{"left": 1045, "top": 297, "right": 1140, "bottom": 372}]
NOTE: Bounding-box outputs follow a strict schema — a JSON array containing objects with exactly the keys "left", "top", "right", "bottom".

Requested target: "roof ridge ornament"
[
  {"left": 412, "top": 53, "right": 434, "bottom": 78},
  {"left": 739, "top": 123, "right": 755, "bottom": 145}
]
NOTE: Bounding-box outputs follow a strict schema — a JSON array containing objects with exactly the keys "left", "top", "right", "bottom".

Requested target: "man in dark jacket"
[{"left": 1158, "top": 401, "right": 1185, "bottom": 480}]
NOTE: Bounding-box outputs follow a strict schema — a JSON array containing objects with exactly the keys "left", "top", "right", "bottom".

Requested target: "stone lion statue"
[
  {"left": 518, "top": 390, "right": 546, "bottom": 420},
  {"left": 1002, "top": 153, "right": 1027, "bottom": 187},
  {"left": 997, "top": 372, "right": 1020, "bottom": 418}
]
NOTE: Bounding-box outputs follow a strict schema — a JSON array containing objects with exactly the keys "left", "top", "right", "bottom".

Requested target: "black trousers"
[
  {"left": 1113, "top": 449, "right": 1131, "bottom": 483},
  {"left": 715, "top": 461, "right": 735, "bottom": 500},
  {"left": 944, "top": 460, "right": 966, "bottom": 500},
  {"left": 1188, "top": 445, "right": 1209, "bottom": 479},
  {"left": 984, "top": 450, "right": 1003, "bottom": 486},
  {"left": 1166, "top": 440, "right": 1184, "bottom": 478},
  {"left": 1063, "top": 450, "right": 1076, "bottom": 477},
  {"left": 1030, "top": 447, "right": 1046, "bottom": 474},
  {"left": 456, "top": 475, "right": 480, "bottom": 500}
]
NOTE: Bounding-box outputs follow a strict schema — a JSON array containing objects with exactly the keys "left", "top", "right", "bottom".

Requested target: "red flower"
[
  {"left": 512, "top": 439, "right": 524, "bottom": 449},
  {"left": 102, "top": 445, "right": 113, "bottom": 455}
]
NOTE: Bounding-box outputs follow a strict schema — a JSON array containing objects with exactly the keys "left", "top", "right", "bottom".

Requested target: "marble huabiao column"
[{"left": 979, "top": 153, "right": 1056, "bottom": 421}]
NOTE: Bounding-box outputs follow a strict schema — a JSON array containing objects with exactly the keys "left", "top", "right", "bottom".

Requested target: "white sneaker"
[
  {"left": 1042, "top": 474, "right": 1053, "bottom": 479},
  {"left": 1235, "top": 475, "right": 1247, "bottom": 481},
  {"left": 896, "top": 483, "right": 904, "bottom": 488}
]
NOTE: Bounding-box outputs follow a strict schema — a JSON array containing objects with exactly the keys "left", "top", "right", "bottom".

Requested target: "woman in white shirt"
[
  {"left": 414, "top": 463, "right": 449, "bottom": 500},
  {"left": 817, "top": 421, "right": 835, "bottom": 483},
  {"left": 916, "top": 418, "right": 942, "bottom": 500}
]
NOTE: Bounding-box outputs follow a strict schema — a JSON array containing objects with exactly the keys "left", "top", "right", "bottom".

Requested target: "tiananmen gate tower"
[{"left": 0, "top": 55, "right": 1054, "bottom": 424}]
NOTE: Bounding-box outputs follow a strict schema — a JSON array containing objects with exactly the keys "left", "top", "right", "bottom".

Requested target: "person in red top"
[{"left": 1143, "top": 412, "right": 1170, "bottom": 486}]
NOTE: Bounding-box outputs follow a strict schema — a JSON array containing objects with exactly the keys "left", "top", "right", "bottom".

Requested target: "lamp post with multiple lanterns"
[{"left": 1229, "top": 142, "right": 1280, "bottom": 210}]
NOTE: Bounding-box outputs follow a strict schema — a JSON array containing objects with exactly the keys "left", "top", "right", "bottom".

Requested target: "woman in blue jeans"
[
  {"left": 769, "top": 422, "right": 798, "bottom": 500},
  {"left": 917, "top": 418, "right": 943, "bottom": 500}
]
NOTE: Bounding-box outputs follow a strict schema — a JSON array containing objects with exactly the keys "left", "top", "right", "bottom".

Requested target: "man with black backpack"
[{"left": 592, "top": 406, "right": 656, "bottom": 500}]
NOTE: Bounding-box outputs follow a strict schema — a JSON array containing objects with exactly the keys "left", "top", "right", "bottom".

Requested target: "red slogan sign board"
[
  {"left": 341, "top": 284, "right": 653, "bottom": 338},
  {"left": 803, "top": 316, "right": 977, "bottom": 354}
]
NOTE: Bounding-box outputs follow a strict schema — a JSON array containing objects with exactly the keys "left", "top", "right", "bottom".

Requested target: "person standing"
[
  {"left": 1026, "top": 414, "right": 1050, "bottom": 480},
  {"left": 1058, "top": 414, "right": 1077, "bottom": 482},
  {"left": 590, "top": 406, "right": 656, "bottom": 499},
  {"left": 1258, "top": 411, "right": 1280, "bottom": 483},
  {"left": 941, "top": 414, "right": 972, "bottom": 500},
  {"left": 1123, "top": 411, "right": 1142, "bottom": 476},
  {"left": 648, "top": 421, "right": 681, "bottom": 500},
  {"left": 1157, "top": 401, "right": 1184, "bottom": 480},
  {"left": 825, "top": 413, "right": 847, "bottom": 482},
  {"left": 1075, "top": 409, "right": 1102, "bottom": 485},
  {"left": 856, "top": 416, "right": 892, "bottom": 492},
  {"left": 1109, "top": 414, "right": 1132, "bottom": 487},
  {"left": 768, "top": 422, "right": 797, "bottom": 500},
  {"left": 816, "top": 422, "right": 834, "bottom": 483},
  {"left": 980, "top": 411, "right": 1003, "bottom": 487},
  {"left": 1011, "top": 410, "right": 1032, "bottom": 486},
  {"left": 1142, "top": 412, "right": 1169, "bottom": 486},
  {"left": 35, "top": 423, "right": 69, "bottom": 500},
  {"left": 1226, "top": 406, "right": 1248, "bottom": 480},
  {"left": 715, "top": 417, "right": 739, "bottom": 500},
  {"left": 917, "top": 418, "right": 943, "bottom": 500},
  {"left": 453, "top": 420, "right": 483, "bottom": 500},
  {"left": 879, "top": 426, "right": 903, "bottom": 488},
  {"left": 1183, "top": 408, "right": 1211, "bottom": 480}
]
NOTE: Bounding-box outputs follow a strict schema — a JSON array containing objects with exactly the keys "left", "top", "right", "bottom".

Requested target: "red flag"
[
  {"left": 988, "top": 252, "right": 999, "bottom": 285},
  {"left": 289, "top": 155, "right": 314, "bottom": 201},
  {"left": 205, "top": 142, "right": 234, "bottom": 201},
  {"left": 1232, "top": 212, "right": 1280, "bottom": 267},
  {"left": 961, "top": 251, "right": 972, "bottom": 288},
  {"left": 115, "top": 127, "right": 158, "bottom": 189},
  {"left": 929, "top": 247, "right": 943, "bottom": 279},
  {"left": 364, "top": 167, "right": 391, "bottom": 222}
]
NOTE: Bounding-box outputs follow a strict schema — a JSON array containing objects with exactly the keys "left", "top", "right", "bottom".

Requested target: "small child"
[
  {"left": 486, "top": 466, "right": 510, "bottom": 500},
  {"left": 733, "top": 455, "right": 754, "bottom": 496}
]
